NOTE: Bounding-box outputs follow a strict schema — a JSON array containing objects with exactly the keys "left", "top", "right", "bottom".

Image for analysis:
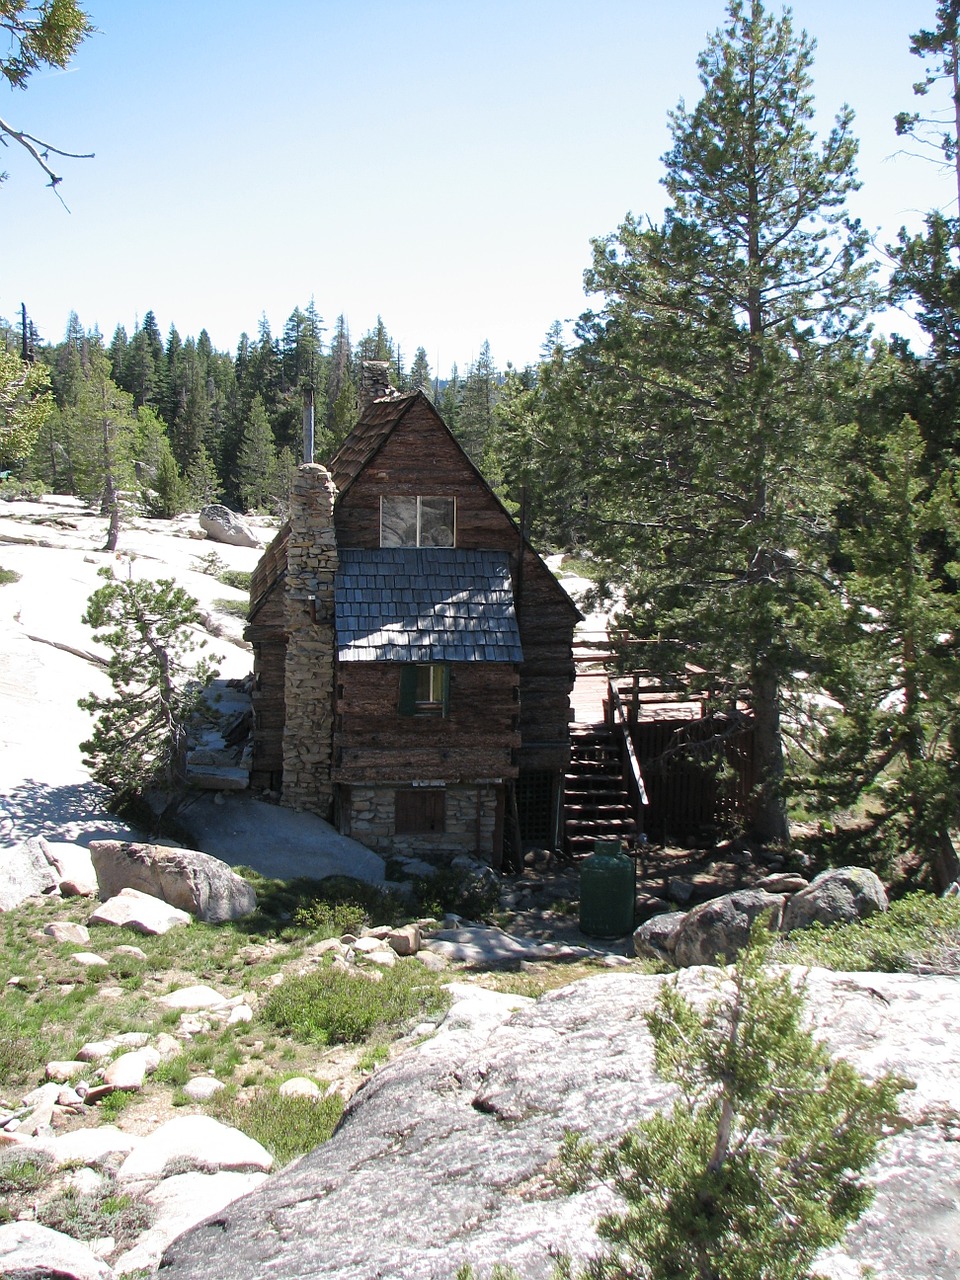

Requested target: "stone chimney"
[
  {"left": 281, "top": 464, "right": 338, "bottom": 817},
  {"left": 358, "top": 359, "right": 397, "bottom": 416}
]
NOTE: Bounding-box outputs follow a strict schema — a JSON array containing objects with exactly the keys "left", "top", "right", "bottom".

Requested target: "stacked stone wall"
[
  {"left": 282, "top": 465, "right": 338, "bottom": 816},
  {"left": 346, "top": 784, "right": 500, "bottom": 862}
]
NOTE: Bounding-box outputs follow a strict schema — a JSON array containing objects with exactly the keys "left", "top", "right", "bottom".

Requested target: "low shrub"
[
  {"left": 292, "top": 898, "right": 369, "bottom": 938},
  {"left": 262, "top": 960, "right": 450, "bottom": 1046},
  {"left": 39, "top": 1182, "right": 153, "bottom": 1251},
  {"left": 0, "top": 565, "right": 20, "bottom": 585},
  {"left": 207, "top": 1084, "right": 344, "bottom": 1166},
  {"left": 0, "top": 478, "right": 44, "bottom": 500},
  {"left": 775, "top": 892, "right": 960, "bottom": 973},
  {"left": 218, "top": 568, "right": 252, "bottom": 591}
]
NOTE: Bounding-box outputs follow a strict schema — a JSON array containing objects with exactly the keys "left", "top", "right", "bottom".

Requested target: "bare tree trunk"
[
  {"left": 751, "top": 664, "right": 789, "bottom": 844},
  {"left": 103, "top": 478, "right": 119, "bottom": 552}
]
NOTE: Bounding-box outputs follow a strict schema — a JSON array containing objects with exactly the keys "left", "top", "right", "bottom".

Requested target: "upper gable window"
[{"left": 380, "top": 496, "right": 455, "bottom": 548}]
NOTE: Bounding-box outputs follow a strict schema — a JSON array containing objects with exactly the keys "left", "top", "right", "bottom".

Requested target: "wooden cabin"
[{"left": 246, "top": 388, "right": 580, "bottom": 866}]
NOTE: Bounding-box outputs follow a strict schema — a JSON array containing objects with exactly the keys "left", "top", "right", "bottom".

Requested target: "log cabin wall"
[
  {"left": 333, "top": 395, "right": 580, "bottom": 788},
  {"left": 246, "top": 525, "right": 289, "bottom": 790},
  {"left": 332, "top": 661, "right": 520, "bottom": 784}
]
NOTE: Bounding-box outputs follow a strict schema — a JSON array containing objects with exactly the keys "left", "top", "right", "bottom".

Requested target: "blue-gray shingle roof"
[{"left": 335, "top": 548, "right": 523, "bottom": 663}]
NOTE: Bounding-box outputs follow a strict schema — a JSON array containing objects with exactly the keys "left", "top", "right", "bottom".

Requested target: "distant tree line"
[{"left": 0, "top": 304, "right": 521, "bottom": 520}]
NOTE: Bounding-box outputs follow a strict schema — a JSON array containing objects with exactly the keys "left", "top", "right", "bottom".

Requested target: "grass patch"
[
  {"left": 0, "top": 1154, "right": 50, "bottom": 1197},
  {"left": 262, "top": 960, "right": 450, "bottom": 1046},
  {"left": 774, "top": 892, "right": 960, "bottom": 973},
  {"left": 0, "top": 565, "right": 20, "bottom": 585},
  {"left": 212, "top": 597, "right": 248, "bottom": 619},
  {"left": 96, "top": 1088, "right": 136, "bottom": 1121},
  {"left": 207, "top": 1084, "right": 344, "bottom": 1166},
  {"left": 38, "top": 1181, "right": 153, "bottom": 1251}
]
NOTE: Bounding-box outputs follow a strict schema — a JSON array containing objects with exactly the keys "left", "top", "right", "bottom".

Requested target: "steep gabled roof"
[
  {"left": 335, "top": 548, "right": 523, "bottom": 663},
  {"left": 328, "top": 393, "right": 419, "bottom": 496}
]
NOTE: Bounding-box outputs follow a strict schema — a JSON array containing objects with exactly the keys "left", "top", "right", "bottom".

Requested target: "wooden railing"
[{"left": 606, "top": 679, "right": 649, "bottom": 836}]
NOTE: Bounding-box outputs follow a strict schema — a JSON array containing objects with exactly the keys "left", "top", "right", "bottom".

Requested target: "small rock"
[
  {"left": 59, "top": 878, "right": 98, "bottom": 898},
  {"left": 63, "top": 1166, "right": 107, "bottom": 1196},
  {"left": 56, "top": 1086, "right": 85, "bottom": 1108},
  {"left": 199, "top": 504, "right": 261, "bottom": 549},
  {"left": 782, "top": 866, "right": 888, "bottom": 934},
  {"left": 756, "top": 872, "right": 810, "bottom": 894},
  {"left": 387, "top": 924, "right": 421, "bottom": 957},
  {"left": 159, "top": 984, "right": 229, "bottom": 1011},
  {"left": 43, "top": 921, "right": 90, "bottom": 944},
  {"left": 415, "top": 950, "right": 448, "bottom": 971},
  {"left": 182, "top": 1077, "right": 226, "bottom": 1101},
  {"left": 113, "top": 944, "right": 148, "bottom": 960},
  {"left": 278, "top": 1077, "right": 321, "bottom": 1098},
  {"left": 363, "top": 948, "right": 397, "bottom": 968},
  {"left": 667, "top": 878, "right": 697, "bottom": 905},
  {"left": 72, "top": 951, "right": 109, "bottom": 968},
  {"left": 633, "top": 912, "right": 687, "bottom": 962},
  {"left": 118, "top": 1115, "right": 273, "bottom": 1185},
  {"left": 21, "top": 1082, "right": 62, "bottom": 1110},
  {"left": 102, "top": 1048, "right": 160, "bottom": 1090},
  {"left": 82, "top": 1084, "right": 118, "bottom": 1106},
  {"left": 154, "top": 1033, "right": 184, "bottom": 1060},
  {"left": 0, "top": 1220, "right": 114, "bottom": 1279},
  {"left": 227, "top": 1004, "right": 253, "bottom": 1025},
  {"left": 45, "top": 1061, "right": 86, "bottom": 1082},
  {"left": 89, "top": 887, "right": 192, "bottom": 936}
]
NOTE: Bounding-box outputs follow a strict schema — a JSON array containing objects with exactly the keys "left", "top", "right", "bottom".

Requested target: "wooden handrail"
[{"left": 608, "top": 680, "right": 649, "bottom": 809}]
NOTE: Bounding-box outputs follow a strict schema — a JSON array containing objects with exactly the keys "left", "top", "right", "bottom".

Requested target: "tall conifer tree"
[{"left": 550, "top": 0, "right": 873, "bottom": 842}]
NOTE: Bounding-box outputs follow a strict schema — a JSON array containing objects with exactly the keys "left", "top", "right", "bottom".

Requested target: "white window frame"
[{"left": 380, "top": 495, "right": 456, "bottom": 548}]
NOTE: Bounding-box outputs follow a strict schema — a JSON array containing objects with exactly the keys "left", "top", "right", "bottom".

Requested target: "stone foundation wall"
[
  {"left": 345, "top": 784, "right": 500, "bottom": 862},
  {"left": 282, "top": 465, "right": 338, "bottom": 817}
]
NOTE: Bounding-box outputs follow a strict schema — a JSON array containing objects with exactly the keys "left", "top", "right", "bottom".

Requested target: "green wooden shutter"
[
  {"left": 440, "top": 664, "right": 451, "bottom": 715},
  {"left": 398, "top": 665, "right": 418, "bottom": 716}
]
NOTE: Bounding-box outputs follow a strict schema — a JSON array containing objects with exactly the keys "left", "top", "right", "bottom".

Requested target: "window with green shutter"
[{"left": 398, "top": 664, "right": 449, "bottom": 717}]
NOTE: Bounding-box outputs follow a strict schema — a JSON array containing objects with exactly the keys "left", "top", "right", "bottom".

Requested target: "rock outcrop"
[
  {"left": 89, "top": 840, "right": 257, "bottom": 923},
  {"left": 782, "top": 865, "right": 889, "bottom": 933},
  {"left": 0, "top": 835, "right": 60, "bottom": 910},
  {"left": 159, "top": 969, "right": 960, "bottom": 1280},
  {"left": 198, "top": 504, "right": 260, "bottom": 548}
]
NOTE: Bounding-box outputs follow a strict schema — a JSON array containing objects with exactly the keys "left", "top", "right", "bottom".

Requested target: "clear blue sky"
[{"left": 0, "top": 1, "right": 950, "bottom": 374}]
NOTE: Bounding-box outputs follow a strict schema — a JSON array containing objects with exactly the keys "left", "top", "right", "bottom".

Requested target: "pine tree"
[
  {"left": 894, "top": 0, "right": 960, "bottom": 212},
  {"left": 79, "top": 569, "right": 219, "bottom": 806},
  {"left": 135, "top": 406, "right": 187, "bottom": 519},
  {"left": 559, "top": 930, "right": 904, "bottom": 1280},
  {"left": 409, "top": 347, "right": 433, "bottom": 398},
  {"left": 235, "top": 393, "right": 276, "bottom": 511},
  {"left": 456, "top": 340, "right": 498, "bottom": 465},
  {"left": 818, "top": 414, "right": 960, "bottom": 890},
  {"left": 0, "top": 348, "right": 53, "bottom": 466},
  {"left": 553, "top": 0, "right": 874, "bottom": 843}
]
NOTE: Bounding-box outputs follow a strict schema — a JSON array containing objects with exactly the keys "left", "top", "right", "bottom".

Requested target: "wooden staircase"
[{"left": 564, "top": 725, "right": 638, "bottom": 857}]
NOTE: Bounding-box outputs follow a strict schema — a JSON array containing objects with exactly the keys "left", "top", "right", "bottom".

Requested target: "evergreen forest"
[{"left": 4, "top": 0, "right": 960, "bottom": 890}]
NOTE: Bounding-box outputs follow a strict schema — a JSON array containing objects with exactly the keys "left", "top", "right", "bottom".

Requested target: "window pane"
[
  {"left": 381, "top": 496, "right": 418, "bottom": 547},
  {"left": 419, "top": 497, "right": 455, "bottom": 547}
]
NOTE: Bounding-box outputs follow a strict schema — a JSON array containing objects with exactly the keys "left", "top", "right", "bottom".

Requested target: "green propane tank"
[{"left": 579, "top": 840, "right": 635, "bottom": 938}]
